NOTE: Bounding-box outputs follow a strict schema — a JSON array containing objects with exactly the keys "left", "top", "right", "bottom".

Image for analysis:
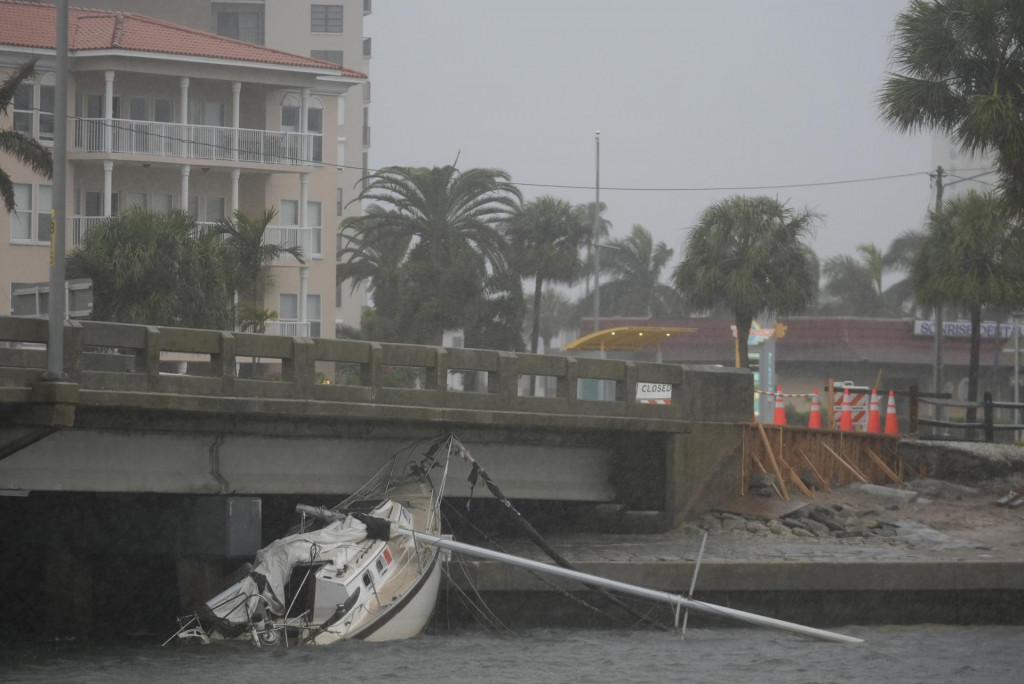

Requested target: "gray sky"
[{"left": 366, "top": 1, "right": 936, "bottom": 266}]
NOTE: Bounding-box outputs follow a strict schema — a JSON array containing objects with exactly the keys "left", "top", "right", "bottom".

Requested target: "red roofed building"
[
  {"left": 579, "top": 316, "right": 1020, "bottom": 415},
  {"left": 1, "top": 0, "right": 367, "bottom": 336}
]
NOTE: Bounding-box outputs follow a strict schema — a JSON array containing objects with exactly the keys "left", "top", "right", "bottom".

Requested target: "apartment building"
[
  {"left": 0, "top": 0, "right": 367, "bottom": 338},
  {"left": 64, "top": 0, "right": 374, "bottom": 332}
]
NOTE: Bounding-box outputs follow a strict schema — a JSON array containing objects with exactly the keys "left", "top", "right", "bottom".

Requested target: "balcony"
[
  {"left": 67, "top": 217, "right": 221, "bottom": 248},
  {"left": 264, "top": 320, "right": 311, "bottom": 337},
  {"left": 71, "top": 118, "right": 322, "bottom": 167},
  {"left": 266, "top": 225, "right": 322, "bottom": 259}
]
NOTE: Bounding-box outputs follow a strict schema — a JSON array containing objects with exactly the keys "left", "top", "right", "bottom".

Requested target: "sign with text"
[{"left": 913, "top": 320, "right": 1023, "bottom": 339}]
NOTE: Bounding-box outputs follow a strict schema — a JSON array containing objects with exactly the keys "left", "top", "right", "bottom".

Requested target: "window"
[
  {"left": 150, "top": 193, "right": 173, "bottom": 214},
  {"left": 311, "top": 5, "right": 343, "bottom": 33},
  {"left": 35, "top": 185, "right": 51, "bottom": 243},
  {"left": 307, "top": 294, "right": 322, "bottom": 338},
  {"left": 10, "top": 184, "right": 31, "bottom": 242},
  {"left": 13, "top": 79, "right": 54, "bottom": 143},
  {"left": 307, "top": 200, "right": 323, "bottom": 256},
  {"left": 188, "top": 195, "right": 200, "bottom": 219},
  {"left": 279, "top": 293, "right": 298, "bottom": 322},
  {"left": 336, "top": 140, "right": 346, "bottom": 167},
  {"left": 125, "top": 192, "right": 147, "bottom": 210},
  {"left": 207, "top": 197, "right": 226, "bottom": 223},
  {"left": 336, "top": 188, "right": 344, "bottom": 216},
  {"left": 312, "top": 50, "right": 343, "bottom": 65},
  {"left": 154, "top": 98, "right": 174, "bottom": 123},
  {"left": 84, "top": 190, "right": 120, "bottom": 218},
  {"left": 279, "top": 199, "right": 299, "bottom": 226},
  {"left": 9, "top": 184, "right": 52, "bottom": 244},
  {"left": 337, "top": 93, "right": 346, "bottom": 126},
  {"left": 217, "top": 10, "right": 263, "bottom": 44}
]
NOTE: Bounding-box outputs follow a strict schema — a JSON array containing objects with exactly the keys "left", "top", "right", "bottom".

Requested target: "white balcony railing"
[
  {"left": 264, "top": 320, "right": 311, "bottom": 337},
  {"left": 266, "top": 225, "right": 322, "bottom": 259},
  {"left": 72, "top": 118, "right": 322, "bottom": 167},
  {"left": 68, "top": 215, "right": 105, "bottom": 247}
]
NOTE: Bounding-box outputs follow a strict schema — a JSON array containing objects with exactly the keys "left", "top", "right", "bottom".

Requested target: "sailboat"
[
  {"left": 172, "top": 433, "right": 455, "bottom": 646},
  {"left": 170, "top": 433, "right": 862, "bottom": 647}
]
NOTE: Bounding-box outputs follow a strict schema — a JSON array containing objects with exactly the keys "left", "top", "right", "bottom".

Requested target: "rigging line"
[{"left": 48, "top": 112, "right": 936, "bottom": 194}]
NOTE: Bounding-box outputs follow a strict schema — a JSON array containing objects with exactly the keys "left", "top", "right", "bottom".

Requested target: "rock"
[
  {"left": 808, "top": 508, "right": 846, "bottom": 532},
  {"left": 721, "top": 517, "right": 748, "bottom": 531},
  {"left": 791, "top": 527, "right": 814, "bottom": 538},
  {"left": 898, "top": 440, "right": 1024, "bottom": 483},
  {"left": 745, "top": 520, "right": 769, "bottom": 533},
  {"left": 849, "top": 482, "right": 920, "bottom": 503},
  {"left": 802, "top": 518, "right": 831, "bottom": 536}
]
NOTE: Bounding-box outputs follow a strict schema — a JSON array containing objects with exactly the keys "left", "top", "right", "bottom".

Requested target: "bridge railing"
[{"left": 0, "top": 316, "right": 751, "bottom": 422}]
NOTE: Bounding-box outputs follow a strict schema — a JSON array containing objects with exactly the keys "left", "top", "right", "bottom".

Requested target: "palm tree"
[
  {"left": 527, "top": 287, "right": 574, "bottom": 354},
  {"left": 344, "top": 165, "right": 521, "bottom": 343},
  {"left": 337, "top": 206, "right": 413, "bottom": 320},
  {"left": 673, "top": 195, "right": 820, "bottom": 369},
  {"left": 911, "top": 190, "right": 1024, "bottom": 425},
  {"left": 882, "top": 229, "right": 927, "bottom": 316},
  {"left": 1, "top": 59, "right": 52, "bottom": 211},
  {"left": 879, "top": 0, "right": 1024, "bottom": 212},
  {"left": 67, "top": 208, "right": 232, "bottom": 328},
  {"left": 505, "top": 196, "right": 587, "bottom": 353},
  {"left": 213, "top": 207, "right": 304, "bottom": 321},
  {"left": 575, "top": 201, "right": 612, "bottom": 297},
  {"left": 597, "top": 224, "right": 686, "bottom": 317},
  {"left": 821, "top": 244, "right": 890, "bottom": 317}
]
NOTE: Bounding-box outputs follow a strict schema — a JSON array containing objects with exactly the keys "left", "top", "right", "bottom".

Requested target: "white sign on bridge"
[{"left": 637, "top": 383, "right": 672, "bottom": 404}]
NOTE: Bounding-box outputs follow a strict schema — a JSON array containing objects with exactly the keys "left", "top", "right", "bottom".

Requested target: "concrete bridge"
[{"left": 0, "top": 315, "right": 751, "bottom": 522}]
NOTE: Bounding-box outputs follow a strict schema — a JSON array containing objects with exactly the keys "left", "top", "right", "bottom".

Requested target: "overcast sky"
[{"left": 365, "top": 1, "right": 939, "bottom": 267}]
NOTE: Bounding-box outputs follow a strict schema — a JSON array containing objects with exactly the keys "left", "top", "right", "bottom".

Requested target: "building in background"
[{"left": 3, "top": 0, "right": 372, "bottom": 334}]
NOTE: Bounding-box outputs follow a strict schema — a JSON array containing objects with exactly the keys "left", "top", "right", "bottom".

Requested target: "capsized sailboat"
[{"left": 170, "top": 434, "right": 457, "bottom": 647}]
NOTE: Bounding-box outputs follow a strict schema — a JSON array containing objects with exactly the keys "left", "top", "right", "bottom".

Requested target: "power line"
[{"left": 37, "top": 112, "right": 943, "bottom": 194}]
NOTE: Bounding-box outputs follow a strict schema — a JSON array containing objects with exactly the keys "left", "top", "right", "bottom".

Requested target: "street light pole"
[{"left": 592, "top": 131, "right": 600, "bottom": 335}]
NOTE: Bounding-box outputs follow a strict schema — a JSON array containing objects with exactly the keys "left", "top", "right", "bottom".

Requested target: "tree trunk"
[
  {"left": 530, "top": 276, "right": 543, "bottom": 354},
  {"left": 735, "top": 312, "right": 753, "bottom": 370}
]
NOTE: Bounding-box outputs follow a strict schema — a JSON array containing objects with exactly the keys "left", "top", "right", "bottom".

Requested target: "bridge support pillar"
[
  {"left": 30, "top": 381, "right": 79, "bottom": 427},
  {"left": 664, "top": 423, "right": 744, "bottom": 525}
]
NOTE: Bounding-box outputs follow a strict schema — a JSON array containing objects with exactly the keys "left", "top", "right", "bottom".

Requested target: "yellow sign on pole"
[{"left": 49, "top": 208, "right": 56, "bottom": 265}]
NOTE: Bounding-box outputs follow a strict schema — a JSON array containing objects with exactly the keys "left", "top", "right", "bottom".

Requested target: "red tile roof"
[
  {"left": 0, "top": 1, "right": 366, "bottom": 78},
  {"left": 581, "top": 316, "right": 1009, "bottom": 368}
]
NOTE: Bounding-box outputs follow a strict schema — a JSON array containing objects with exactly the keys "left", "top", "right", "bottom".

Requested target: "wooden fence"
[{"left": 741, "top": 423, "right": 903, "bottom": 500}]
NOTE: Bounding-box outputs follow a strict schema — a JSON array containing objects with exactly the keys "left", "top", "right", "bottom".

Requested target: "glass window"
[
  {"left": 337, "top": 93, "right": 346, "bottom": 126},
  {"left": 13, "top": 83, "right": 33, "bottom": 136},
  {"left": 311, "top": 5, "right": 343, "bottom": 33},
  {"left": 312, "top": 50, "right": 343, "bottom": 65},
  {"left": 206, "top": 197, "right": 226, "bottom": 223},
  {"left": 279, "top": 199, "right": 299, "bottom": 226},
  {"left": 336, "top": 140, "right": 345, "bottom": 167},
  {"left": 154, "top": 98, "right": 174, "bottom": 123},
  {"left": 217, "top": 11, "right": 263, "bottom": 44},
  {"left": 188, "top": 195, "right": 200, "bottom": 219},
  {"left": 336, "top": 187, "right": 343, "bottom": 216},
  {"left": 306, "top": 201, "right": 322, "bottom": 227},
  {"left": 11, "top": 183, "right": 31, "bottom": 241},
  {"left": 279, "top": 293, "right": 298, "bottom": 321},
  {"left": 125, "top": 192, "right": 147, "bottom": 210},
  {"left": 38, "top": 85, "right": 54, "bottom": 142},
  {"left": 307, "top": 294, "right": 322, "bottom": 338},
  {"left": 129, "top": 96, "right": 148, "bottom": 121},
  {"left": 151, "top": 193, "right": 173, "bottom": 214},
  {"left": 281, "top": 105, "right": 299, "bottom": 131},
  {"left": 36, "top": 185, "right": 52, "bottom": 243}
]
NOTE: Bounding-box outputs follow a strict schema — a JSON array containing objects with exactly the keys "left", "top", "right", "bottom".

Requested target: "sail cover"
[{"left": 206, "top": 516, "right": 371, "bottom": 628}]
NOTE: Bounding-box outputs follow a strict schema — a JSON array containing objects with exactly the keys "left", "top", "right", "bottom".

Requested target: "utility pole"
[
  {"left": 932, "top": 165, "right": 945, "bottom": 429},
  {"left": 592, "top": 131, "right": 601, "bottom": 335},
  {"left": 44, "top": 0, "right": 69, "bottom": 381}
]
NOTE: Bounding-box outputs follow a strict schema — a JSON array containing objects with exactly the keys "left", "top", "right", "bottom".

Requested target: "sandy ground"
[{"left": 807, "top": 474, "right": 1024, "bottom": 558}]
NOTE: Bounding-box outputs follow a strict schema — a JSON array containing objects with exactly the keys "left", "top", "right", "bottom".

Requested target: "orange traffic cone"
[
  {"left": 867, "top": 388, "right": 881, "bottom": 433},
  {"left": 839, "top": 388, "right": 853, "bottom": 431},
  {"left": 808, "top": 389, "right": 822, "bottom": 429},
  {"left": 884, "top": 390, "right": 899, "bottom": 435},
  {"left": 773, "top": 385, "right": 787, "bottom": 425}
]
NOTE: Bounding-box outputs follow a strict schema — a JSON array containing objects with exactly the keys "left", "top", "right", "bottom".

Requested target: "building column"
[
  {"left": 231, "top": 82, "right": 241, "bottom": 162},
  {"left": 103, "top": 70, "right": 114, "bottom": 152},
  {"left": 180, "top": 165, "right": 190, "bottom": 213},
  {"left": 299, "top": 266, "right": 309, "bottom": 336},
  {"left": 179, "top": 77, "right": 189, "bottom": 124},
  {"left": 299, "top": 173, "right": 309, "bottom": 229},
  {"left": 230, "top": 168, "right": 240, "bottom": 215},
  {"left": 102, "top": 161, "right": 113, "bottom": 217},
  {"left": 300, "top": 87, "right": 310, "bottom": 162}
]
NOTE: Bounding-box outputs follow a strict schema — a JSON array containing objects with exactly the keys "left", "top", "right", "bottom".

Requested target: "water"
[{"left": 2, "top": 626, "right": 1021, "bottom": 683}]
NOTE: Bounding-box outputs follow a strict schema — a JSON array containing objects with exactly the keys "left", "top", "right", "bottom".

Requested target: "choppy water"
[{"left": 2, "top": 626, "right": 1021, "bottom": 684}]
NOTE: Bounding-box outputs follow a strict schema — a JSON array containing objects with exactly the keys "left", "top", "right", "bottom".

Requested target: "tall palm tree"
[
  {"left": 911, "top": 190, "right": 1024, "bottom": 425},
  {"left": 67, "top": 208, "right": 232, "bottom": 328},
  {"left": 505, "top": 196, "right": 587, "bottom": 353},
  {"left": 337, "top": 206, "right": 413, "bottom": 320},
  {"left": 673, "top": 195, "right": 820, "bottom": 369},
  {"left": 1, "top": 59, "right": 52, "bottom": 211},
  {"left": 879, "top": 0, "right": 1024, "bottom": 212},
  {"left": 344, "top": 165, "right": 521, "bottom": 344},
  {"left": 821, "top": 244, "right": 891, "bottom": 316},
  {"left": 213, "top": 207, "right": 304, "bottom": 322},
  {"left": 597, "top": 224, "right": 685, "bottom": 318},
  {"left": 575, "top": 201, "right": 612, "bottom": 297}
]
